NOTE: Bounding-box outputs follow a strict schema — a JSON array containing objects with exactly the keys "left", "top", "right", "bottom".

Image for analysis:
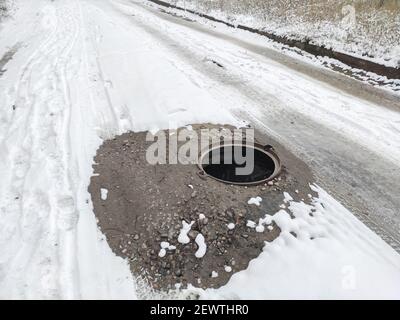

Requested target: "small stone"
[
  {"left": 188, "top": 230, "right": 199, "bottom": 239},
  {"left": 134, "top": 234, "right": 140, "bottom": 240},
  {"left": 175, "top": 269, "right": 183, "bottom": 277}
]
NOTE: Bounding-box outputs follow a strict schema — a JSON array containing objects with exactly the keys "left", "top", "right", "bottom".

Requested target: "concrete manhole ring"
[{"left": 198, "top": 143, "right": 281, "bottom": 186}]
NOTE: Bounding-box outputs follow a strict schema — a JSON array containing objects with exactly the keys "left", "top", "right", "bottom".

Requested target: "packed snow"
[
  {"left": 247, "top": 196, "right": 262, "bottom": 206},
  {"left": 158, "top": 249, "right": 166, "bottom": 258},
  {"left": 224, "top": 266, "right": 233, "bottom": 273},
  {"left": 178, "top": 221, "right": 194, "bottom": 245},
  {"left": 246, "top": 220, "right": 257, "bottom": 228},
  {"left": 100, "top": 188, "right": 108, "bottom": 201},
  {"left": 194, "top": 234, "right": 207, "bottom": 259},
  {"left": 0, "top": 0, "right": 399, "bottom": 300},
  {"left": 227, "top": 223, "right": 235, "bottom": 230},
  {"left": 159, "top": 241, "right": 176, "bottom": 258}
]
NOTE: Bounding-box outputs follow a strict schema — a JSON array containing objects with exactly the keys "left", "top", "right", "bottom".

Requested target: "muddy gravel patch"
[{"left": 89, "top": 124, "right": 316, "bottom": 292}]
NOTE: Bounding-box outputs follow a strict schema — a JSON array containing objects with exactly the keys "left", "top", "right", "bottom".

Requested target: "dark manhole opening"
[{"left": 199, "top": 143, "right": 281, "bottom": 185}]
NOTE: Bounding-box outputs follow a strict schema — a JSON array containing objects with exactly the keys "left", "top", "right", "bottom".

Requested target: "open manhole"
[{"left": 199, "top": 143, "right": 281, "bottom": 185}]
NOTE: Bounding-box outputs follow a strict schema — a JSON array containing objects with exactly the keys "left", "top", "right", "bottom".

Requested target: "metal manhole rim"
[{"left": 197, "top": 142, "right": 282, "bottom": 186}]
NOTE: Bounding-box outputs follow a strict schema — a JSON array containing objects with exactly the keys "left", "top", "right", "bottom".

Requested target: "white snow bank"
[{"left": 187, "top": 185, "right": 400, "bottom": 299}]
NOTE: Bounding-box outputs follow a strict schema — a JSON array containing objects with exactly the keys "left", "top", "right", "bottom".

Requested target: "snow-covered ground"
[
  {"left": 169, "top": 0, "right": 400, "bottom": 69},
  {"left": 193, "top": 186, "right": 400, "bottom": 299},
  {"left": 0, "top": 0, "right": 399, "bottom": 299}
]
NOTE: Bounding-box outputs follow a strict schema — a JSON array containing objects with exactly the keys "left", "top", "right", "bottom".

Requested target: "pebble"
[
  {"left": 175, "top": 269, "right": 183, "bottom": 277},
  {"left": 188, "top": 230, "right": 199, "bottom": 239}
]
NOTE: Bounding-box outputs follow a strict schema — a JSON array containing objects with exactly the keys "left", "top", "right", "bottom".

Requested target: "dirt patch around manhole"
[{"left": 89, "top": 124, "right": 316, "bottom": 292}]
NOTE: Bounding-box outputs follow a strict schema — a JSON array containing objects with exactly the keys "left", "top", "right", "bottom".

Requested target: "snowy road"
[
  {"left": 118, "top": 0, "right": 400, "bottom": 250},
  {"left": 111, "top": 0, "right": 400, "bottom": 247},
  {"left": 0, "top": 0, "right": 399, "bottom": 299}
]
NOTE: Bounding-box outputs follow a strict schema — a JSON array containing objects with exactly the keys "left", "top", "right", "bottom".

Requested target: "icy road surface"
[{"left": 0, "top": 0, "right": 399, "bottom": 299}]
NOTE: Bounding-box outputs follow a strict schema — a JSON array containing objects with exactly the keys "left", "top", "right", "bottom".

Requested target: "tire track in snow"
[
  {"left": 0, "top": 1, "right": 84, "bottom": 299},
  {"left": 77, "top": 3, "right": 122, "bottom": 140}
]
